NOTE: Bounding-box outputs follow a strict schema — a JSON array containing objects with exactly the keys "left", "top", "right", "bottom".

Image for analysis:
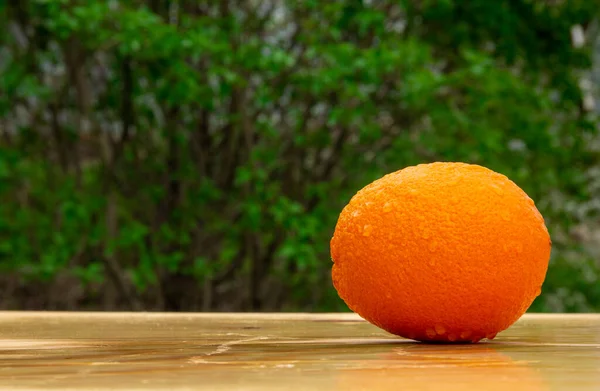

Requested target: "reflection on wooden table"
[{"left": 0, "top": 312, "right": 598, "bottom": 390}]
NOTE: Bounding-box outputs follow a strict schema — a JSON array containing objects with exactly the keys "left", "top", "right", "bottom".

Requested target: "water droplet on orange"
[
  {"left": 460, "top": 330, "right": 472, "bottom": 340},
  {"left": 435, "top": 324, "right": 446, "bottom": 335},
  {"left": 383, "top": 202, "right": 393, "bottom": 212},
  {"left": 426, "top": 328, "right": 436, "bottom": 338},
  {"left": 362, "top": 225, "right": 373, "bottom": 237},
  {"left": 448, "top": 333, "right": 457, "bottom": 342}
]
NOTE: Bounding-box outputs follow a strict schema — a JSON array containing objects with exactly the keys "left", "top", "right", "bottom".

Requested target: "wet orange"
[{"left": 330, "top": 162, "right": 551, "bottom": 343}]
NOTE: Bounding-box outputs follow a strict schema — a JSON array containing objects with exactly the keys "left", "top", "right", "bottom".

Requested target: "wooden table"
[{"left": 0, "top": 312, "right": 599, "bottom": 390}]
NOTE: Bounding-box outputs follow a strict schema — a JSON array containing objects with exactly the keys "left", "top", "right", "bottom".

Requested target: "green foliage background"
[{"left": 1, "top": 0, "right": 599, "bottom": 312}]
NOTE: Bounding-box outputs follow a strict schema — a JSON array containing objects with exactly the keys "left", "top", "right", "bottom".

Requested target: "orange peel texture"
[{"left": 330, "top": 162, "right": 551, "bottom": 343}]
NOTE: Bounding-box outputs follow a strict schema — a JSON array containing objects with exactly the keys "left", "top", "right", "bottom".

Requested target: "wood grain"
[{"left": 0, "top": 312, "right": 599, "bottom": 390}]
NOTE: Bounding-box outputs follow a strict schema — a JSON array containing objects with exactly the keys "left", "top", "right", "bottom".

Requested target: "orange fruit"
[{"left": 330, "top": 162, "right": 551, "bottom": 343}]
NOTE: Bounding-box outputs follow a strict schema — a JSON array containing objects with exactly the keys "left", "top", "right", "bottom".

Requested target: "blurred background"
[{"left": 1, "top": 0, "right": 599, "bottom": 313}]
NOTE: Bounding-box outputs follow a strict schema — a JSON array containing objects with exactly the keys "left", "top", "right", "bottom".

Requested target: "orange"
[{"left": 330, "top": 162, "right": 551, "bottom": 343}]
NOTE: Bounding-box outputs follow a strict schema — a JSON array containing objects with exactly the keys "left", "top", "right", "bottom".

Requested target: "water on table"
[{"left": 0, "top": 312, "right": 598, "bottom": 390}]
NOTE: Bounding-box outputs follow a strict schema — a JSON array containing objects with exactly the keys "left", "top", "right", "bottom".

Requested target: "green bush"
[{"left": 1, "top": 0, "right": 599, "bottom": 311}]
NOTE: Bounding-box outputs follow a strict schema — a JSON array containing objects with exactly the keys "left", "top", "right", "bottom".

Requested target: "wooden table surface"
[{"left": 0, "top": 312, "right": 599, "bottom": 390}]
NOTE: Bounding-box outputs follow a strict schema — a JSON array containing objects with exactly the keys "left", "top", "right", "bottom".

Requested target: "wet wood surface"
[{"left": 0, "top": 312, "right": 599, "bottom": 390}]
